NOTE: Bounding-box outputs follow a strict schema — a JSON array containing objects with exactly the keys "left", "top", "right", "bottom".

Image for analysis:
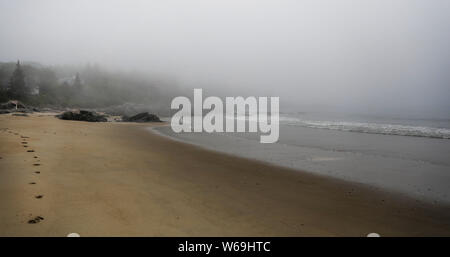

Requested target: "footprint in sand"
[
  {"left": 35, "top": 195, "right": 43, "bottom": 199},
  {"left": 28, "top": 216, "right": 44, "bottom": 224}
]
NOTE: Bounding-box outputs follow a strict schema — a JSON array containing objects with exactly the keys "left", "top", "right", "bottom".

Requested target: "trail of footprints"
[
  {"left": 0, "top": 128, "right": 45, "bottom": 224},
  {"left": 22, "top": 133, "right": 45, "bottom": 224}
]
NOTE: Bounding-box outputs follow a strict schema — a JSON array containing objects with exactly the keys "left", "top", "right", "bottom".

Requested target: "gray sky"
[{"left": 1, "top": 0, "right": 449, "bottom": 116}]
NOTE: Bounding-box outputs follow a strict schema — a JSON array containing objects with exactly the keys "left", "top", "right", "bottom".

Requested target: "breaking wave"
[{"left": 280, "top": 116, "right": 450, "bottom": 139}]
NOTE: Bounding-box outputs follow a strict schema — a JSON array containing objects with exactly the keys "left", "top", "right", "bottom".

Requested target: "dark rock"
[
  {"left": 122, "top": 112, "right": 162, "bottom": 123},
  {"left": 57, "top": 110, "right": 107, "bottom": 122},
  {"left": 96, "top": 103, "right": 160, "bottom": 117}
]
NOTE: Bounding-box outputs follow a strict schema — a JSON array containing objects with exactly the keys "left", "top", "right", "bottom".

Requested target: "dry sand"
[{"left": 0, "top": 113, "right": 449, "bottom": 236}]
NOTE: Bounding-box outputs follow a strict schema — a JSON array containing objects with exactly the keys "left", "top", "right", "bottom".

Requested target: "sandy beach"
[{"left": 0, "top": 113, "right": 449, "bottom": 236}]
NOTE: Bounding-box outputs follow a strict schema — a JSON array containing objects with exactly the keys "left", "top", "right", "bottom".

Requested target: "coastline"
[
  {"left": 149, "top": 126, "right": 450, "bottom": 205},
  {"left": 152, "top": 125, "right": 450, "bottom": 205},
  {"left": 0, "top": 113, "right": 449, "bottom": 236}
]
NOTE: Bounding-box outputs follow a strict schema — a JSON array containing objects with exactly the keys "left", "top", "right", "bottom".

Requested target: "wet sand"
[{"left": 0, "top": 113, "right": 449, "bottom": 236}]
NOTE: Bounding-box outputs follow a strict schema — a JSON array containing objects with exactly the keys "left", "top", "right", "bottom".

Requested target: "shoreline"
[
  {"left": 0, "top": 113, "right": 449, "bottom": 236},
  {"left": 152, "top": 124, "right": 450, "bottom": 205},
  {"left": 149, "top": 125, "right": 448, "bottom": 207}
]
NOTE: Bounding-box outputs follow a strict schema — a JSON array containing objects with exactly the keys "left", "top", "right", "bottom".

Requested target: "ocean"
[{"left": 153, "top": 112, "right": 450, "bottom": 204}]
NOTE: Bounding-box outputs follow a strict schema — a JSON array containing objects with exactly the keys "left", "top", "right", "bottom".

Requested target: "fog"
[{"left": 1, "top": 0, "right": 449, "bottom": 117}]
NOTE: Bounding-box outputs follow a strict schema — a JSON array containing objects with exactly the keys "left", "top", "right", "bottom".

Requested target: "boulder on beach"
[
  {"left": 57, "top": 110, "right": 107, "bottom": 122},
  {"left": 122, "top": 112, "right": 162, "bottom": 122}
]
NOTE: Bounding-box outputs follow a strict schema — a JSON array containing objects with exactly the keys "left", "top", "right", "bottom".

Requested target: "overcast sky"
[{"left": 0, "top": 0, "right": 449, "bottom": 116}]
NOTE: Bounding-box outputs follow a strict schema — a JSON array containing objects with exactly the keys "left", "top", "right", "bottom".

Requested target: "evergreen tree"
[{"left": 8, "top": 60, "right": 27, "bottom": 100}]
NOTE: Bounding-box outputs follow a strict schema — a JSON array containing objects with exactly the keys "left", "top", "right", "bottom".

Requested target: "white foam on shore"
[{"left": 280, "top": 116, "right": 450, "bottom": 139}]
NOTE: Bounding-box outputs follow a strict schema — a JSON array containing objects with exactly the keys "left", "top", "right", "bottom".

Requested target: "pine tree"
[{"left": 8, "top": 60, "right": 27, "bottom": 100}]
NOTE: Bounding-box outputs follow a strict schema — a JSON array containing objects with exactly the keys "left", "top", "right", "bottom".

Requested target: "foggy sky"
[{"left": 1, "top": 0, "right": 449, "bottom": 117}]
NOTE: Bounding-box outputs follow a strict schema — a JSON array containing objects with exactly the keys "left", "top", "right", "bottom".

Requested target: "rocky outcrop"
[
  {"left": 57, "top": 110, "right": 107, "bottom": 122},
  {"left": 122, "top": 112, "right": 162, "bottom": 122},
  {"left": 0, "top": 100, "right": 27, "bottom": 110},
  {"left": 95, "top": 103, "right": 170, "bottom": 117},
  {"left": 0, "top": 100, "right": 34, "bottom": 114}
]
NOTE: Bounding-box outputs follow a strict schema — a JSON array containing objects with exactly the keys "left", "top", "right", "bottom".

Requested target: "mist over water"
[
  {"left": 1, "top": 0, "right": 450, "bottom": 202},
  {"left": 1, "top": 0, "right": 449, "bottom": 118},
  {"left": 2, "top": 0, "right": 450, "bottom": 238}
]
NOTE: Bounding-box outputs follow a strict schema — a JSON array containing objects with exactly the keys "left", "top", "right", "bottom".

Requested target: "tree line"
[{"left": 0, "top": 61, "right": 180, "bottom": 109}]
